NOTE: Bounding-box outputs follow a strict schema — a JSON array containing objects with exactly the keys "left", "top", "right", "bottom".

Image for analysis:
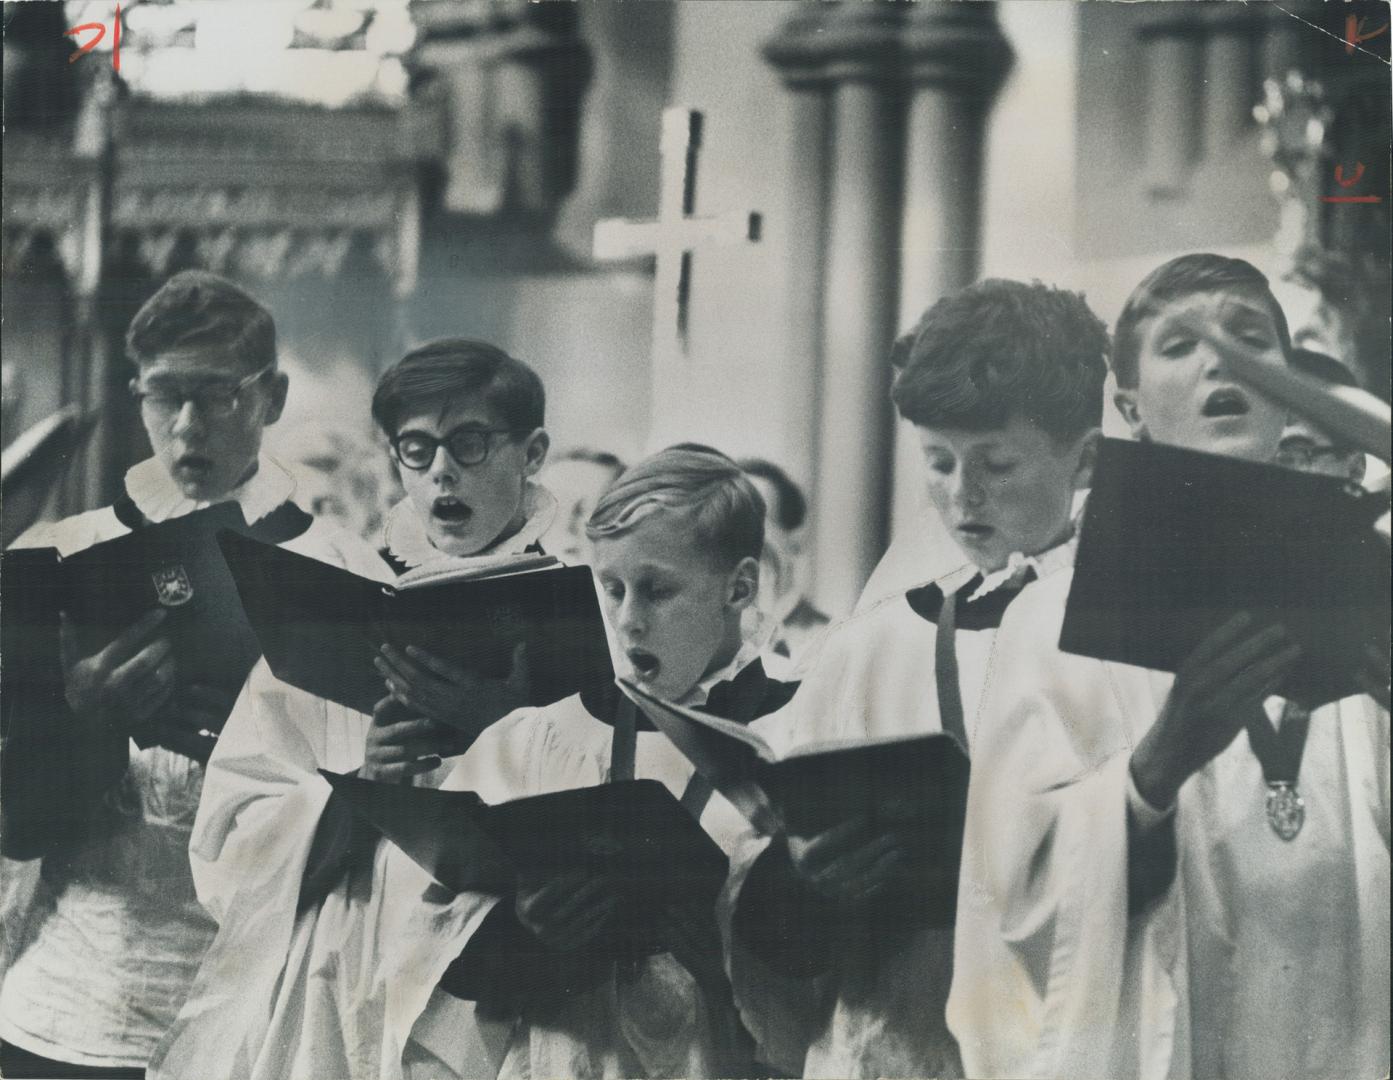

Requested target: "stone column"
[
  {"left": 890, "top": 3, "right": 1013, "bottom": 536},
  {"left": 1202, "top": 8, "right": 1260, "bottom": 158},
  {"left": 770, "top": 4, "right": 908, "bottom": 617},
  {"left": 762, "top": 7, "right": 832, "bottom": 512},
  {"left": 1139, "top": 10, "right": 1205, "bottom": 198}
]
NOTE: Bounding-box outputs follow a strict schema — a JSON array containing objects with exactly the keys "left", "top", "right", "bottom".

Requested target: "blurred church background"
[{"left": 4, "top": 0, "right": 1389, "bottom": 615}]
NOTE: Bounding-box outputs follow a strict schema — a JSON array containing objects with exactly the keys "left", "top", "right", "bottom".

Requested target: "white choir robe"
[
  {"left": 951, "top": 565, "right": 1390, "bottom": 1080},
  {"left": 0, "top": 454, "right": 378, "bottom": 1070},
  {"left": 949, "top": 567, "right": 1189, "bottom": 1080},
  {"left": 720, "top": 543, "right": 1073, "bottom": 1080},
  {"left": 1181, "top": 693, "right": 1389, "bottom": 1080},
  {"left": 148, "top": 489, "right": 558, "bottom": 1080},
  {"left": 378, "top": 647, "right": 780, "bottom": 1080}
]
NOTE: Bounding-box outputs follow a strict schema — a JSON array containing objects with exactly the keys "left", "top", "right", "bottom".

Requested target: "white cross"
[{"left": 593, "top": 107, "right": 761, "bottom": 444}]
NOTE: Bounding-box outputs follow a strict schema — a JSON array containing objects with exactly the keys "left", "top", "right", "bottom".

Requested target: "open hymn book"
[
  {"left": 617, "top": 677, "right": 971, "bottom": 843},
  {"left": 320, "top": 770, "right": 729, "bottom": 957},
  {"left": 218, "top": 531, "right": 616, "bottom": 722}
]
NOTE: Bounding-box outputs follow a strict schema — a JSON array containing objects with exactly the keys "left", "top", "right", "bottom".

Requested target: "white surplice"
[
  {"left": 953, "top": 564, "right": 1390, "bottom": 1080},
  {"left": 148, "top": 486, "right": 557, "bottom": 1080},
  {"left": 721, "top": 541, "right": 1075, "bottom": 1080},
  {"left": 949, "top": 566, "right": 1189, "bottom": 1080},
  {"left": 377, "top": 644, "right": 771, "bottom": 1080},
  {"left": 1181, "top": 693, "right": 1389, "bottom": 1080},
  {"left": 0, "top": 455, "right": 372, "bottom": 1070}
]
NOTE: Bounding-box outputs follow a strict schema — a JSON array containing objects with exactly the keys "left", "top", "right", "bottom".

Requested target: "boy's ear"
[
  {"left": 1112, "top": 387, "right": 1146, "bottom": 440},
  {"left": 263, "top": 370, "right": 290, "bottom": 426},
  {"left": 1073, "top": 428, "right": 1101, "bottom": 490},
  {"left": 727, "top": 555, "right": 760, "bottom": 612},
  {"left": 521, "top": 428, "right": 550, "bottom": 477}
]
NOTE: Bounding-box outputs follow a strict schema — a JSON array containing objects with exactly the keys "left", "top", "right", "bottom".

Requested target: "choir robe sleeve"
[
  {"left": 376, "top": 709, "right": 542, "bottom": 1080},
  {"left": 946, "top": 570, "right": 1189, "bottom": 1080},
  {"left": 718, "top": 595, "right": 968, "bottom": 1080},
  {"left": 380, "top": 697, "right": 757, "bottom": 1080},
  {"left": 148, "top": 524, "right": 411, "bottom": 1080}
]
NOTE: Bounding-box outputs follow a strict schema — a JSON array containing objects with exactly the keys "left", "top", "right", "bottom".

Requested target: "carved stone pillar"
[
  {"left": 890, "top": 3, "right": 1013, "bottom": 538},
  {"left": 1139, "top": 10, "right": 1205, "bottom": 198},
  {"left": 765, "top": 2, "right": 1012, "bottom": 616},
  {"left": 1202, "top": 7, "right": 1261, "bottom": 158}
]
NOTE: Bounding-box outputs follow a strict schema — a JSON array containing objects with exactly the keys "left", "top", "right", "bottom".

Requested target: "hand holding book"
[
  {"left": 514, "top": 870, "right": 624, "bottom": 952},
  {"left": 59, "top": 608, "right": 175, "bottom": 735},
  {"left": 375, "top": 641, "right": 532, "bottom": 735}
]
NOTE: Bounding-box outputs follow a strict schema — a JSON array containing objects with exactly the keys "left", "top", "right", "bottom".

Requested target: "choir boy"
[
  {"left": 721, "top": 279, "right": 1110, "bottom": 1078},
  {"left": 1, "top": 271, "right": 381, "bottom": 1079},
  {"left": 950, "top": 254, "right": 1389, "bottom": 1080},
  {"left": 149, "top": 339, "right": 556, "bottom": 1080},
  {"left": 374, "top": 445, "right": 797, "bottom": 1080}
]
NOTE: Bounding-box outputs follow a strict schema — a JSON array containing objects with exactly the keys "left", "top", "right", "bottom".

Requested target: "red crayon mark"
[
  {"left": 1335, "top": 162, "right": 1366, "bottom": 188},
  {"left": 64, "top": 4, "right": 121, "bottom": 72},
  {"left": 1320, "top": 162, "right": 1382, "bottom": 203},
  {"left": 1344, "top": 13, "right": 1389, "bottom": 55}
]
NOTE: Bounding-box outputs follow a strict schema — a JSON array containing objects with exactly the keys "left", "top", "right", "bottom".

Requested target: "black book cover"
[
  {"left": 56, "top": 503, "right": 266, "bottom": 747},
  {"left": 0, "top": 547, "right": 66, "bottom": 739},
  {"left": 221, "top": 531, "right": 615, "bottom": 721},
  {"left": 1061, "top": 438, "right": 1391, "bottom": 708},
  {"left": 322, "top": 771, "right": 729, "bottom": 955}
]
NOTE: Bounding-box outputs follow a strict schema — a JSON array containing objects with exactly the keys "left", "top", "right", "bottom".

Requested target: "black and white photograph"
[{"left": 1, "top": 1, "right": 1390, "bottom": 1078}]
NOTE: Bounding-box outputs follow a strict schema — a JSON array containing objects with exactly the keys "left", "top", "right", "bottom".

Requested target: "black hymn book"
[
  {"left": 218, "top": 531, "right": 616, "bottom": 721},
  {"left": 48, "top": 502, "right": 271, "bottom": 751},
  {"left": 318, "top": 770, "right": 728, "bottom": 956},
  {"left": 1061, "top": 437, "right": 1391, "bottom": 708},
  {"left": 618, "top": 677, "right": 971, "bottom": 892}
]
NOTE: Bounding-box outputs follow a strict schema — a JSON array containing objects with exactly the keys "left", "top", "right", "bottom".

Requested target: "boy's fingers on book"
[
  {"left": 111, "top": 638, "right": 175, "bottom": 694},
  {"left": 1188, "top": 624, "right": 1289, "bottom": 693},
  {"left": 97, "top": 608, "right": 170, "bottom": 666},
  {"left": 1185, "top": 612, "right": 1254, "bottom": 669},
  {"left": 403, "top": 645, "right": 469, "bottom": 684}
]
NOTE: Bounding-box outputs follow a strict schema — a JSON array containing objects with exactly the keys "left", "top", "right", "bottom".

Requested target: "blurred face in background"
[
  {"left": 540, "top": 456, "right": 622, "bottom": 563},
  {"left": 745, "top": 472, "right": 800, "bottom": 614}
]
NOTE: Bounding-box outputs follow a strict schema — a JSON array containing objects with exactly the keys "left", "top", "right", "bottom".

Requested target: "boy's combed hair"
[
  {"left": 126, "top": 270, "right": 276, "bottom": 372},
  {"left": 890, "top": 278, "right": 1108, "bottom": 442},
  {"left": 586, "top": 444, "right": 766, "bottom": 569},
  {"left": 372, "top": 338, "right": 545, "bottom": 437},
  {"left": 737, "top": 457, "right": 808, "bottom": 533},
  {"left": 1112, "top": 253, "right": 1293, "bottom": 389}
]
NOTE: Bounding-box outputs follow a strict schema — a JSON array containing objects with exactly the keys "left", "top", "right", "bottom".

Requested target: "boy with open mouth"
[
  {"left": 371, "top": 445, "right": 798, "bottom": 1080},
  {"left": 719, "top": 279, "right": 1109, "bottom": 1079},
  {"left": 950, "top": 254, "right": 1389, "bottom": 1080},
  {"left": 151, "top": 339, "right": 559, "bottom": 1080}
]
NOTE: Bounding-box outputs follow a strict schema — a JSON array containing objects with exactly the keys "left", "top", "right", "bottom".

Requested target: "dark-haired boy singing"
[
  {"left": 721, "top": 279, "right": 1109, "bottom": 1078},
  {"left": 2, "top": 271, "right": 384, "bottom": 1080},
  {"left": 151, "top": 339, "right": 558, "bottom": 1080},
  {"left": 950, "top": 254, "right": 1388, "bottom": 1080}
]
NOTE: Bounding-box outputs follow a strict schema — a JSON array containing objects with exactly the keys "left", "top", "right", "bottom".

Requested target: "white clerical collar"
[
  {"left": 678, "top": 639, "right": 764, "bottom": 710},
  {"left": 381, "top": 481, "right": 559, "bottom": 570},
  {"left": 124, "top": 453, "right": 297, "bottom": 525},
  {"left": 970, "top": 520, "right": 1081, "bottom": 603}
]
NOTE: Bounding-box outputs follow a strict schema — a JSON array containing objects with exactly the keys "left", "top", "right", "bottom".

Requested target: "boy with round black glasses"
[{"left": 151, "top": 339, "right": 560, "bottom": 1080}]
